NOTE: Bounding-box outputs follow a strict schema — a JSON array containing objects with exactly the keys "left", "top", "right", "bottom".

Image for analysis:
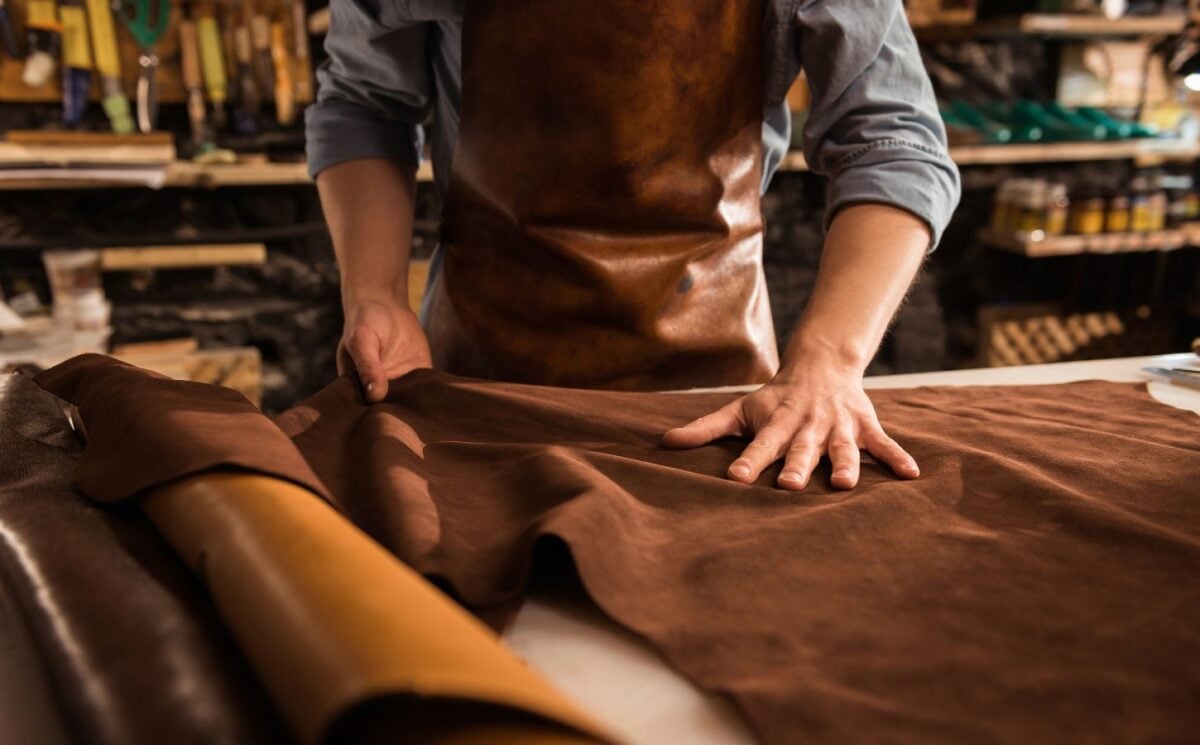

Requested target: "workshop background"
[{"left": 1, "top": 0, "right": 1199, "bottom": 413}]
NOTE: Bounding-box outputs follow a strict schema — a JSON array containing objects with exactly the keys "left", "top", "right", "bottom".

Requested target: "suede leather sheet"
[{"left": 34, "top": 354, "right": 1200, "bottom": 745}]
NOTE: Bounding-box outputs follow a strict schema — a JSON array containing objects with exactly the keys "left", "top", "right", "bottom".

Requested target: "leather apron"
[{"left": 425, "top": 0, "right": 779, "bottom": 391}]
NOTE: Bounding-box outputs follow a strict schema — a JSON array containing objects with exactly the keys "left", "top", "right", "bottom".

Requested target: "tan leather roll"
[{"left": 143, "top": 473, "right": 611, "bottom": 745}]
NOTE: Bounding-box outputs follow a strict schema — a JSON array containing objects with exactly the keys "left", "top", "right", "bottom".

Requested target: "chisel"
[
  {"left": 250, "top": 13, "right": 273, "bottom": 101},
  {"left": 233, "top": 23, "right": 261, "bottom": 133},
  {"left": 179, "top": 17, "right": 208, "bottom": 147},
  {"left": 85, "top": 0, "right": 133, "bottom": 133}
]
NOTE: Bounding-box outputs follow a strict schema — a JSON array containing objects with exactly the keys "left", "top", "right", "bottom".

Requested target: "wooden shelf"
[
  {"left": 916, "top": 13, "right": 1187, "bottom": 39},
  {"left": 777, "top": 140, "right": 1200, "bottom": 175},
  {"left": 1, "top": 139, "right": 1196, "bottom": 191},
  {"left": 981, "top": 223, "right": 1200, "bottom": 257},
  {"left": 950, "top": 140, "right": 1200, "bottom": 167}
]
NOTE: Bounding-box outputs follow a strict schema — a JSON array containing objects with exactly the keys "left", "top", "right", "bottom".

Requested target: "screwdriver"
[{"left": 85, "top": 0, "right": 133, "bottom": 133}]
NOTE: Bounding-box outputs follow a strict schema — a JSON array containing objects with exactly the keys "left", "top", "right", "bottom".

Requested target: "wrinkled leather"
[
  {"left": 35, "top": 354, "right": 1200, "bottom": 745},
  {"left": 0, "top": 373, "right": 289, "bottom": 745},
  {"left": 28, "top": 356, "right": 611, "bottom": 745},
  {"left": 432, "top": 0, "right": 779, "bottom": 390}
]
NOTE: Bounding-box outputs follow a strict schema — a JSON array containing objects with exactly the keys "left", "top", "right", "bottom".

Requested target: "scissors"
[{"left": 116, "top": 0, "right": 171, "bottom": 133}]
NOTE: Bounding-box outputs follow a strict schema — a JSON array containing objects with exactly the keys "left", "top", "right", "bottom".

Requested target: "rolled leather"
[
  {"left": 0, "top": 372, "right": 289, "bottom": 745},
  {"left": 31, "top": 356, "right": 611, "bottom": 745}
]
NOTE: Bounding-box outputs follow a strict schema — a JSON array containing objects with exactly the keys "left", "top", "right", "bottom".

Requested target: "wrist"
[
  {"left": 342, "top": 275, "right": 409, "bottom": 311},
  {"left": 780, "top": 328, "right": 871, "bottom": 378}
]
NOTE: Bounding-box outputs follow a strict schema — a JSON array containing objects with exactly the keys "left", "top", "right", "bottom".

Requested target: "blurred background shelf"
[
  {"left": 981, "top": 222, "right": 1200, "bottom": 256},
  {"left": 914, "top": 13, "right": 1189, "bottom": 39}
]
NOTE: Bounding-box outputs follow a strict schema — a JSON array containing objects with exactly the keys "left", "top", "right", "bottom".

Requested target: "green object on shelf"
[
  {"left": 1043, "top": 103, "right": 1109, "bottom": 140},
  {"left": 1071, "top": 106, "right": 1135, "bottom": 139},
  {"left": 1078, "top": 107, "right": 1158, "bottom": 139},
  {"left": 1007, "top": 101, "right": 1096, "bottom": 142},
  {"left": 978, "top": 103, "right": 1044, "bottom": 143},
  {"left": 948, "top": 101, "right": 1013, "bottom": 144}
]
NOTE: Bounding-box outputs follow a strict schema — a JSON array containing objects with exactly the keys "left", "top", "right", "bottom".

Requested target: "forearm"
[
  {"left": 316, "top": 158, "right": 418, "bottom": 308},
  {"left": 782, "top": 203, "right": 929, "bottom": 376}
]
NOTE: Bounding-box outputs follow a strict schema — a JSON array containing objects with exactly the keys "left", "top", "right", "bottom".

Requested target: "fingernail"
[
  {"left": 730, "top": 464, "right": 750, "bottom": 479},
  {"left": 834, "top": 469, "right": 852, "bottom": 479},
  {"left": 780, "top": 472, "right": 804, "bottom": 486}
]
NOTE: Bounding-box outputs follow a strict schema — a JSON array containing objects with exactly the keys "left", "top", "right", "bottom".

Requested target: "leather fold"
[
  {"left": 30, "top": 355, "right": 612, "bottom": 745},
  {"left": 34, "top": 354, "right": 332, "bottom": 504}
]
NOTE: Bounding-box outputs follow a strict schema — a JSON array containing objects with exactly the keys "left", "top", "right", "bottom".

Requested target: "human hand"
[
  {"left": 662, "top": 360, "right": 919, "bottom": 490},
  {"left": 338, "top": 297, "right": 432, "bottom": 403}
]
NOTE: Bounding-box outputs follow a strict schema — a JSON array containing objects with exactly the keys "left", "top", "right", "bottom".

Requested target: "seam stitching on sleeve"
[{"left": 829, "top": 138, "right": 949, "bottom": 172}]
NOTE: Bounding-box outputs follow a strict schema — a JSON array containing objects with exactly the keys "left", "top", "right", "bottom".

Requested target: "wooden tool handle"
[
  {"left": 179, "top": 19, "right": 201, "bottom": 90},
  {"left": 270, "top": 20, "right": 294, "bottom": 125}
]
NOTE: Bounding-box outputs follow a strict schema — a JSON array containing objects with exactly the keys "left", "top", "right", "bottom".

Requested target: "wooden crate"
[
  {"left": 979, "top": 304, "right": 1176, "bottom": 367},
  {"left": 113, "top": 339, "right": 262, "bottom": 405}
]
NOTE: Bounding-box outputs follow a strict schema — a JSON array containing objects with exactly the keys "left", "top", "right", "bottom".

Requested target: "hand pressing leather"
[
  {"left": 338, "top": 297, "right": 433, "bottom": 403},
  {"left": 662, "top": 359, "right": 919, "bottom": 490}
]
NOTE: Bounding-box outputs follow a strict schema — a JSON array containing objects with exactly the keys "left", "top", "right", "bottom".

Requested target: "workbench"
[{"left": 505, "top": 353, "right": 1200, "bottom": 745}]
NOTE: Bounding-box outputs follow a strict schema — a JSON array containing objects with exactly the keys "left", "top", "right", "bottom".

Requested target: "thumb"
[
  {"left": 345, "top": 328, "right": 389, "bottom": 403},
  {"left": 662, "top": 402, "right": 742, "bottom": 449}
]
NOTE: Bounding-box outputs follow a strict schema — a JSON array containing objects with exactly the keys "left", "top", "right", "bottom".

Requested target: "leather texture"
[
  {"left": 430, "top": 0, "right": 779, "bottom": 390},
  {"left": 34, "top": 354, "right": 1200, "bottom": 745},
  {"left": 0, "top": 372, "right": 289, "bottom": 745},
  {"left": 144, "top": 473, "right": 612, "bottom": 745},
  {"left": 25, "top": 357, "right": 611, "bottom": 745}
]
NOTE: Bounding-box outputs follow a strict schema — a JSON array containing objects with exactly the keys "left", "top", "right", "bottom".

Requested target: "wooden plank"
[
  {"left": 6, "top": 131, "right": 174, "bottom": 146},
  {"left": 162, "top": 160, "right": 309, "bottom": 187},
  {"left": 0, "top": 141, "right": 176, "bottom": 165},
  {"left": 100, "top": 243, "right": 267, "bottom": 270}
]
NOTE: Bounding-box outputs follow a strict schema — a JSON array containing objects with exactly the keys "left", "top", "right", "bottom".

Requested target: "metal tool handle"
[{"left": 136, "top": 52, "right": 159, "bottom": 133}]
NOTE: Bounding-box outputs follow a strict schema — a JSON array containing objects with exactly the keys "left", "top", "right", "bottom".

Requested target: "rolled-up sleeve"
[
  {"left": 796, "top": 0, "right": 961, "bottom": 249},
  {"left": 305, "top": 0, "right": 434, "bottom": 178}
]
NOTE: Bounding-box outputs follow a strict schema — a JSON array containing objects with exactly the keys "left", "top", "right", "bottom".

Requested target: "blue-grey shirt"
[{"left": 306, "top": 0, "right": 961, "bottom": 247}]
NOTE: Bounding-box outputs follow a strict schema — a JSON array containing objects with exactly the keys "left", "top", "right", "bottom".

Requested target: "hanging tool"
[
  {"left": 179, "top": 16, "right": 208, "bottom": 148},
  {"left": 233, "top": 23, "right": 261, "bottom": 133},
  {"left": 58, "top": 0, "right": 93, "bottom": 126},
  {"left": 116, "top": 0, "right": 170, "bottom": 133},
  {"left": 195, "top": 1, "right": 228, "bottom": 129},
  {"left": 22, "top": 0, "right": 59, "bottom": 87},
  {"left": 287, "top": 0, "right": 310, "bottom": 107},
  {"left": 85, "top": 0, "right": 133, "bottom": 133},
  {"left": 0, "top": 0, "right": 23, "bottom": 58},
  {"left": 269, "top": 18, "right": 292, "bottom": 124},
  {"left": 249, "top": 12, "right": 273, "bottom": 102}
]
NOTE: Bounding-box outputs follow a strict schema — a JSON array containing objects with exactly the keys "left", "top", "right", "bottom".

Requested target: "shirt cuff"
[
  {"left": 305, "top": 99, "right": 425, "bottom": 179},
  {"left": 824, "top": 139, "right": 961, "bottom": 251}
]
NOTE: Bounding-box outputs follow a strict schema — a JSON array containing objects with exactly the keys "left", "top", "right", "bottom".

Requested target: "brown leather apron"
[{"left": 425, "top": 0, "right": 779, "bottom": 391}]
